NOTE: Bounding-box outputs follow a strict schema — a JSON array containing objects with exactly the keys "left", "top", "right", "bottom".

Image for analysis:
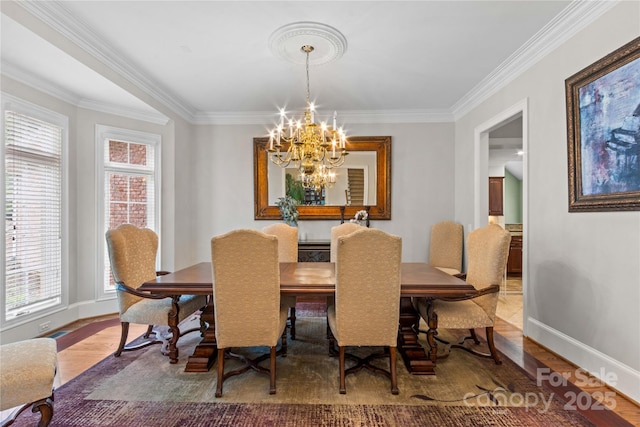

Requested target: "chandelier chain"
[
  {"left": 305, "top": 48, "right": 311, "bottom": 106},
  {"left": 267, "top": 44, "right": 348, "bottom": 195}
]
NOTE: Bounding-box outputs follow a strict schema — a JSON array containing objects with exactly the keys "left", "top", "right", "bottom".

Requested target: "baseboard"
[
  {"left": 0, "top": 299, "right": 119, "bottom": 344},
  {"left": 527, "top": 317, "right": 640, "bottom": 405},
  {"left": 55, "top": 317, "right": 121, "bottom": 351},
  {"left": 76, "top": 298, "right": 118, "bottom": 319}
]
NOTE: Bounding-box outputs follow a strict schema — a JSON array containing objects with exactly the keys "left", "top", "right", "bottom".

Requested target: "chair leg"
[
  {"left": 143, "top": 325, "right": 154, "bottom": 339},
  {"left": 3, "top": 395, "right": 54, "bottom": 427},
  {"left": 389, "top": 347, "right": 399, "bottom": 395},
  {"left": 327, "top": 327, "right": 338, "bottom": 356},
  {"left": 269, "top": 346, "right": 277, "bottom": 395},
  {"left": 215, "top": 348, "right": 226, "bottom": 398},
  {"left": 325, "top": 297, "right": 333, "bottom": 339},
  {"left": 338, "top": 348, "right": 398, "bottom": 394},
  {"left": 114, "top": 322, "right": 130, "bottom": 357},
  {"left": 280, "top": 330, "right": 288, "bottom": 357},
  {"left": 326, "top": 317, "right": 331, "bottom": 339},
  {"left": 339, "top": 346, "right": 346, "bottom": 394},
  {"left": 114, "top": 321, "right": 162, "bottom": 357},
  {"left": 486, "top": 327, "right": 502, "bottom": 365},
  {"left": 469, "top": 328, "right": 480, "bottom": 344},
  {"left": 289, "top": 307, "right": 296, "bottom": 340},
  {"left": 32, "top": 397, "right": 54, "bottom": 427}
]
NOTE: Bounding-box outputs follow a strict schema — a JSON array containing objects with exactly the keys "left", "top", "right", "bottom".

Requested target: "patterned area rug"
[{"left": 12, "top": 316, "right": 595, "bottom": 427}]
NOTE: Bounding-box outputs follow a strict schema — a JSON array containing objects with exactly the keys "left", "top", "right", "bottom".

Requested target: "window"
[
  {"left": 2, "top": 95, "right": 68, "bottom": 324},
  {"left": 96, "top": 126, "right": 160, "bottom": 298}
]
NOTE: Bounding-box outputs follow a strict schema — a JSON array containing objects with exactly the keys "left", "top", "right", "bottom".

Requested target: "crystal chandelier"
[{"left": 268, "top": 45, "right": 348, "bottom": 187}]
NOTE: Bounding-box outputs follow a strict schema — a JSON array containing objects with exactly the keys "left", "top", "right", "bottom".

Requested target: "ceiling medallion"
[{"left": 269, "top": 22, "right": 347, "bottom": 66}]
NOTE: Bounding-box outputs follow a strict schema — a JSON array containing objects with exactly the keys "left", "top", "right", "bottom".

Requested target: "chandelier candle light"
[{"left": 268, "top": 45, "right": 348, "bottom": 190}]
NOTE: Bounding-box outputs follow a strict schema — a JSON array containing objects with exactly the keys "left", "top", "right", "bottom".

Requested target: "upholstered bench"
[{"left": 0, "top": 337, "right": 57, "bottom": 427}]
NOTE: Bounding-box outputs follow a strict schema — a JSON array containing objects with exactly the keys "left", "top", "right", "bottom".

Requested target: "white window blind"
[{"left": 4, "top": 110, "right": 62, "bottom": 320}]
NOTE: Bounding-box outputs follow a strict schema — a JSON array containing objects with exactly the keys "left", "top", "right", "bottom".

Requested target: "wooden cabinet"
[
  {"left": 298, "top": 240, "right": 330, "bottom": 262},
  {"left": 489, "top": 177, "right": 504, "bottom": 216},
  {"left": 507, "top": 235, "right": 522, "bottom": 274}
]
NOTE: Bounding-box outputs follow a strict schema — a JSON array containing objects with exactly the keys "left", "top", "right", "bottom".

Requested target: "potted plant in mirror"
[
  {"left": 285, "top": 173, "right": 304, "bottom": 204},
  {"left": 276, "top": 195, "right": 299, "bottom": 227}
]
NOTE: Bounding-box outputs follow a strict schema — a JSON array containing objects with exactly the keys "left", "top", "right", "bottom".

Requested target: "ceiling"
[{"left": 2, "top": 1, "right": 609, "bottom": 126}]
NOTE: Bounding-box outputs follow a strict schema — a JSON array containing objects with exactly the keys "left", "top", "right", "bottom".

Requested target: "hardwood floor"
[
  {"left": 494, "top": 275, "right": 638, "bottom": 425},
  {"left": 38, "top": 308, "right": 639, "bottom": 427},
  {"left": 493, "top": 318, "right": 638, "bottom": 426},
  {"left": 496, "top": 274, "right": 524, "bottom": 329},
  {"left": 52, "top": 317, "right": 147, "bottom": 387}
]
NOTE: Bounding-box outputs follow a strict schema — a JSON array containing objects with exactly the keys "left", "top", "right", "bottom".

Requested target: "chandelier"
[
  {"left": 300, "top": 164, "right": 336, "bottom": 191},
  {"left": 267, "top": 45, "right": 348, "bottom": 188}
]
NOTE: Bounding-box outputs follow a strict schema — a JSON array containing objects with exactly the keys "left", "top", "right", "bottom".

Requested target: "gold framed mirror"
[{"left": 254, "top": 135, "right": 391, "bottom": 220}]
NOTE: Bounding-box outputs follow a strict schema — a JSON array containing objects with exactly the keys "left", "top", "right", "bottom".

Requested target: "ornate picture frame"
[{"left": 565, "top": 37, "right": 640, "bottom": 212}]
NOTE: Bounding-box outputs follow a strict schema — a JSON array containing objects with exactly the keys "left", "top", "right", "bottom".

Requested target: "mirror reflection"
[
  {"left": 267, "top": 151, "right": 377, "bottom": 206},
  {"left": 254, "top": 135, "right": 391, "bottom": 220}
]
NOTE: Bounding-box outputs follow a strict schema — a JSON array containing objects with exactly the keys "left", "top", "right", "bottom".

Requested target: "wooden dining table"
[{"left": 139, "top": 261, "right": 476, "bottom": 375}]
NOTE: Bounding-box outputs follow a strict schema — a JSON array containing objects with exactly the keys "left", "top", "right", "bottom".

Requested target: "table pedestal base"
[
  {"left": 177, "top": 297, "right": 441, "bottom": 374},
  {"left": 184, "top": 301, "right": 217, "bottom": 372},
  {"left": 397, "top": 297, "right": 438, "bottom": 375}
]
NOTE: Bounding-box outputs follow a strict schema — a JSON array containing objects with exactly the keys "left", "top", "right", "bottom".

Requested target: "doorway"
[{"left": 474, "top": 99, "right": 528, "bottom": 334}]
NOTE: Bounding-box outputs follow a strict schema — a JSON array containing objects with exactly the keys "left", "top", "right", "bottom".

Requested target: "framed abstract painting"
[{"left": 565, "top": 36, "right": 640, "bottom": 212}]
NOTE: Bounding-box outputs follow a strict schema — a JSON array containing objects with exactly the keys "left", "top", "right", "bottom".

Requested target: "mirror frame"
[{"left": 254, "top": 135, "right": 391, "bottom": 220}]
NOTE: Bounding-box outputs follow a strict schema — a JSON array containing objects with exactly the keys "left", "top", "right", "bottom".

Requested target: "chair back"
[
  {"left": 211, "top": 229, "right": 281, "bottom": 348},
  {"left": 330, "top": 222, "right": 363, "bottom": 262},
  {"left": 262, "top": 223, "right": 298, "bottom": 262},
  {"left": 429, "top": 221, "right": 463, "bottom": 274},
  {"left": 466, "top": 224, "right": 511, "bottom": 320},
  {"left": 105, "top": 224, "right": 158, "bottom": 314},
  {"left": 334, "top": 228, "right": 402, "bottom": 346}
]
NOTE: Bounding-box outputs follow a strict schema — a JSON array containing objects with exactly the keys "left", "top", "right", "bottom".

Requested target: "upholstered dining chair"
[
  {"left": 327, "top": 222, "right": 363, "bottom": 306},
  {"left": 324, "top": 222, "right": 365, "bottom": 337},
  {"left": 0, "top": 338, "right": 57, "bottom": 427},
  {"left": 330, "top": 223, "right": 364, "bottom": 262},
  {"left": 211, "top": 229, "right": 289, "bottom": 397},
  {"left": 327, "top": 228, "right": 402, "bottom": 394},
  {"left": 429, "top": 221, "right": 463, "bottom": 276},
  {"left": 414, "top": 223, "right": 510, "bottom": 364},
  {"left": 262, "top": 223, "right": 299, "bottom": 339},
  {"left": 106, "top": 224, "right": 206, "bottom": 358}
]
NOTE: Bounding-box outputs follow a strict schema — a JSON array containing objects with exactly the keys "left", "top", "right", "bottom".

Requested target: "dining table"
[{"left": 139, "top": 261, "right": 476, "bottom": 375}]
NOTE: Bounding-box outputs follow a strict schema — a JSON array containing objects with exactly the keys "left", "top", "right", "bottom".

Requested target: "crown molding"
[
  {"left": 451, "top": 0, "right": 619, "bottom": 120},
  {"left": 194, "top": 0, "right": 620, "bottom": 125},
  {"left": 16, "top": 0, "right": 195, "bottom": 123},
  {"left": 193, "top": 109, "right": 454, "bottom": 126},
  {"left": 341, "top": 109, "right": 455, "bottom": 124},
  {"left": 11, "top": 0, "right": 619, "bottom": 126},
  {"left": 192, "top": 111, "right": 276, "bottom": 126},
  {"left": 76, "top": 99, "right": 169, "bottom": 125},
  {"left": 2, "top": 60, "right": 81, "bottom": 106},
  {"left": 2, "top": 61, "right": 169, "bottom": 125}
]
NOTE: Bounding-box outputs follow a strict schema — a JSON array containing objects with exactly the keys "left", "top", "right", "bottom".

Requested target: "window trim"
[
  {"left": 95, "top": 125, "right": 161, "bottom": 301},
  {"left": 1, "top": 93, "right": 69, "bottom": 328}
]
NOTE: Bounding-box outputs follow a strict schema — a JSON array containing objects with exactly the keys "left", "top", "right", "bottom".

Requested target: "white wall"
[
  {"left": 454, "top": 2, "right": 639, "bottom": 402},
  {"left": 184, "top": 122, "right": 456, "bottom": 266}
]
